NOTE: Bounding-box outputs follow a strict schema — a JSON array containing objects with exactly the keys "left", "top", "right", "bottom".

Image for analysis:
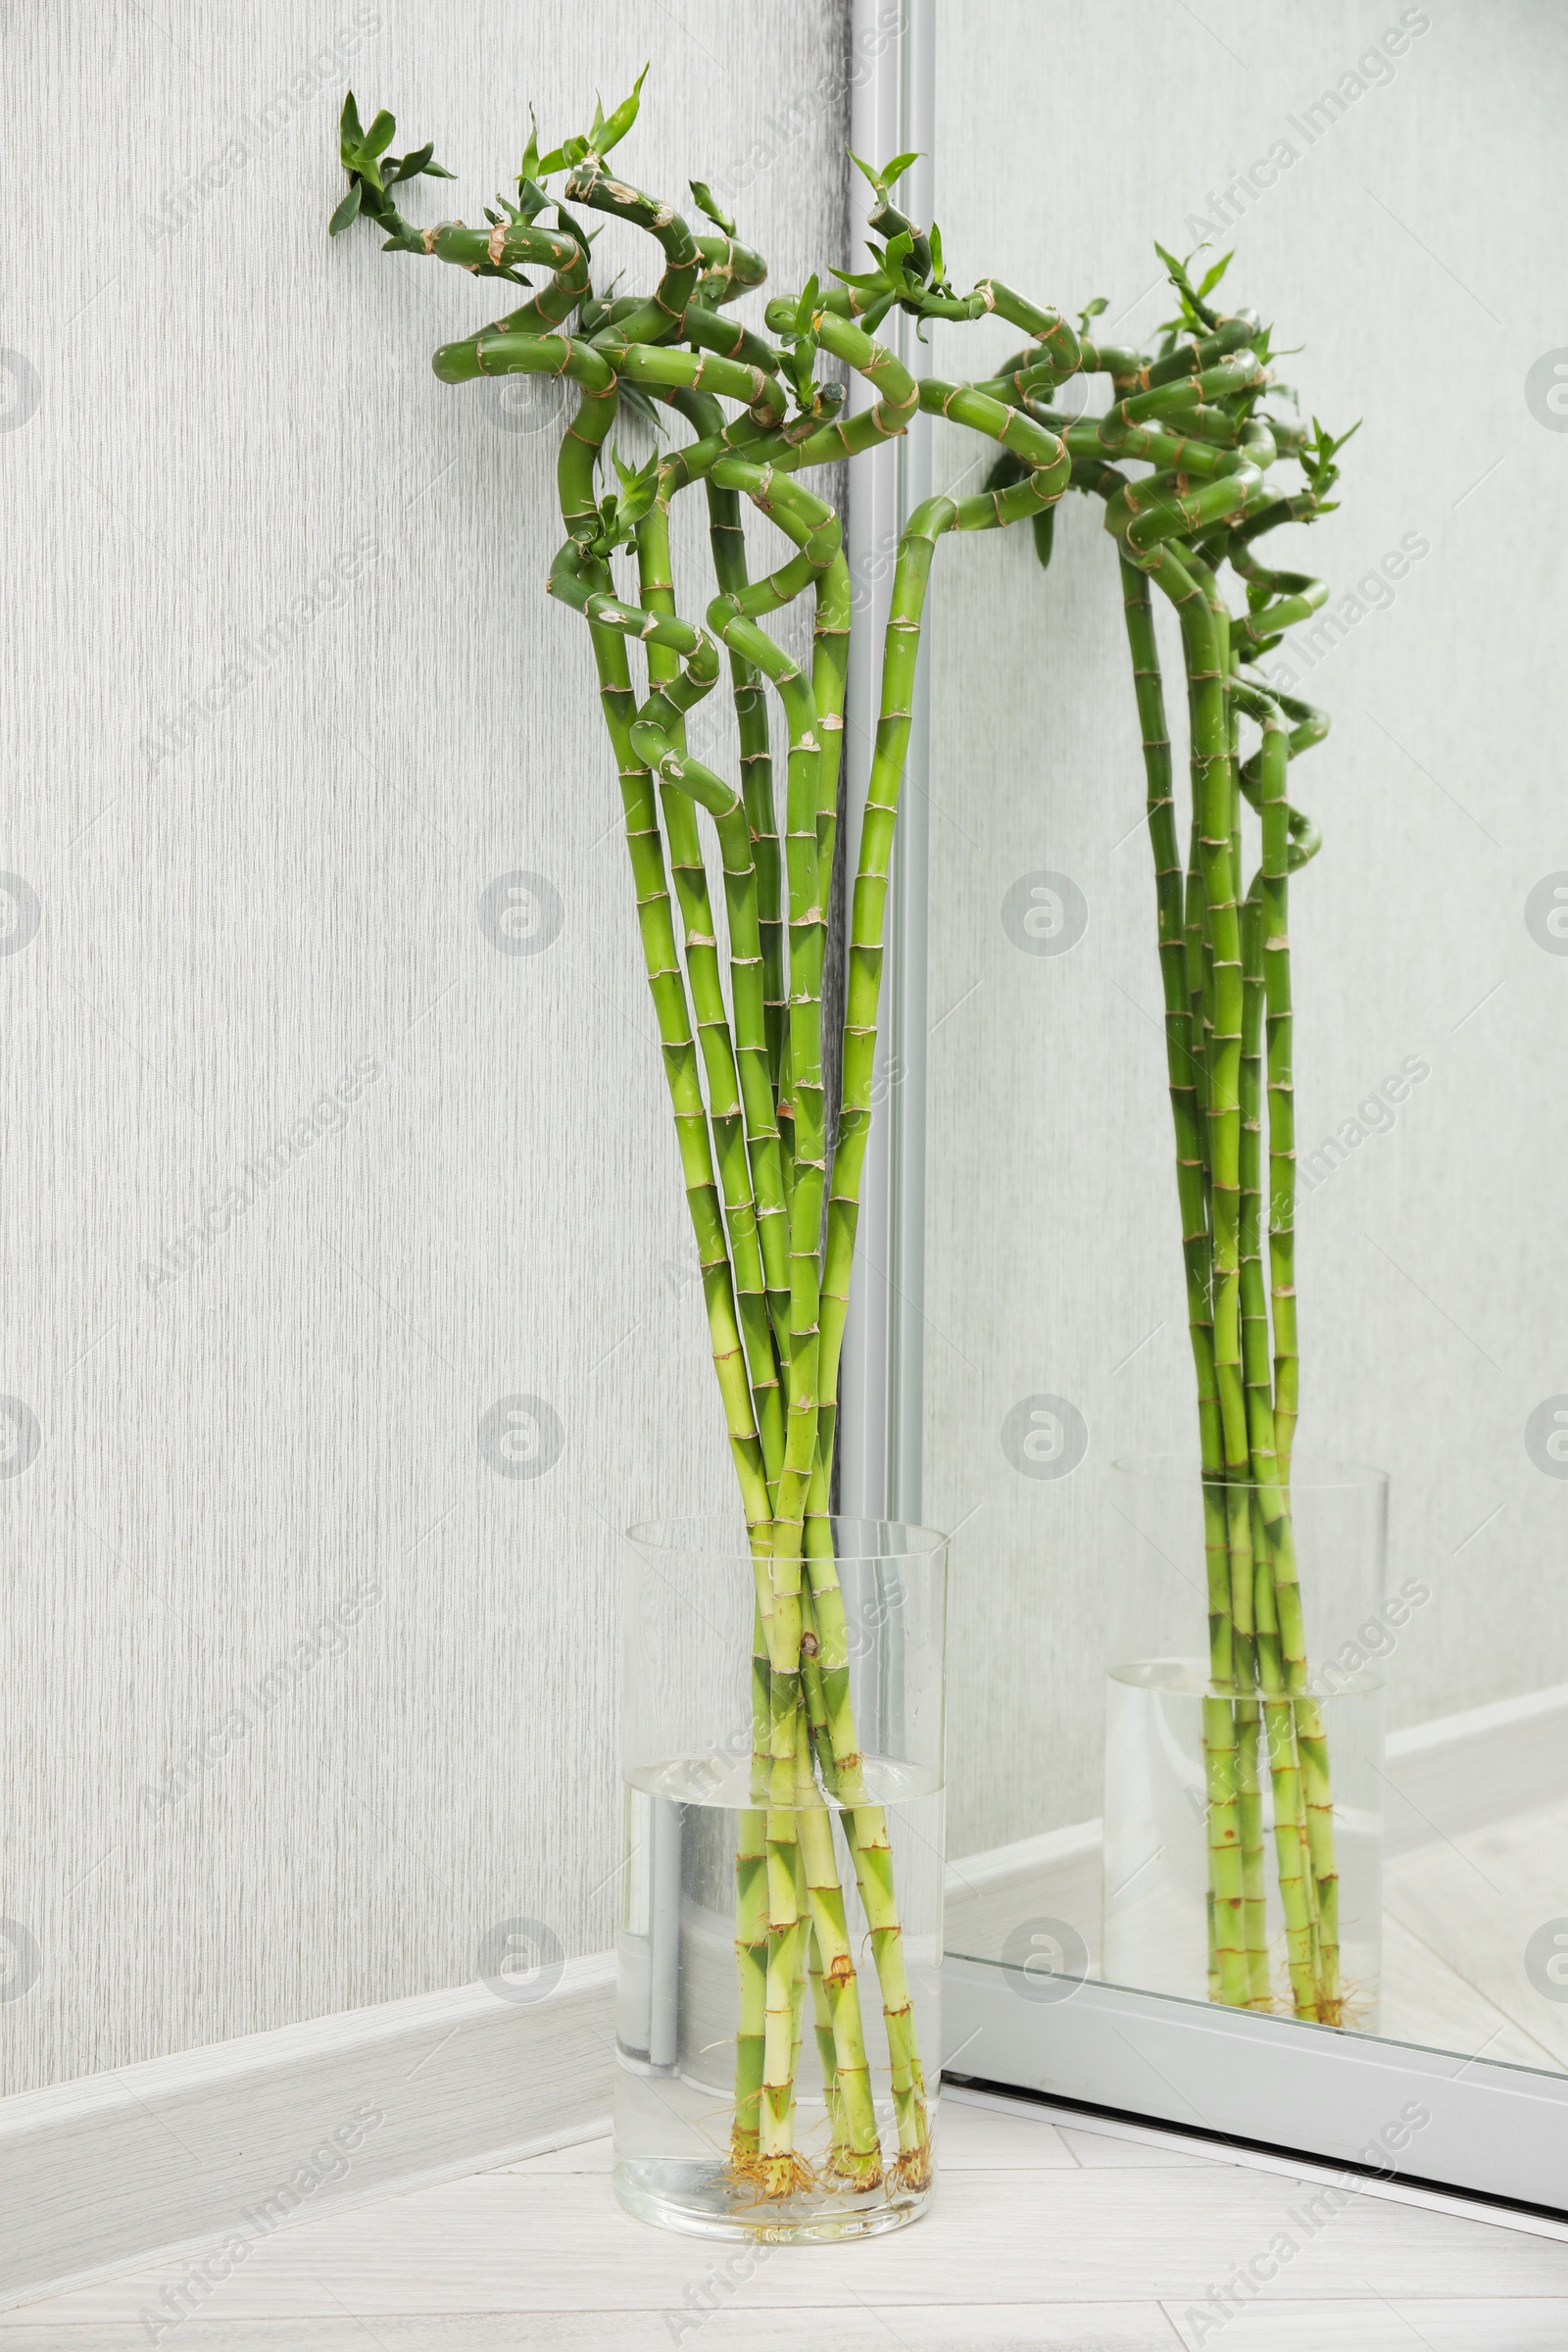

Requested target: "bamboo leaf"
[
  {"left": 328, "top": 180, "right": 362, "bottom": 235},
  {"left": 878, "top": 149, "right": 919, "bottom": 188},
  {"left": 1198, "top": 250, "right": 1234, "bottom": 298},
  {"left": 618, "top": 461, "right": 659, "bottom": 531},
  {"left": 598, "top": 63, "right": 649, "bottom": 155},
  {"left": 554, "top": 203, "right": 595, "bottom": 266},
  {"left": 393, "top": 140, "right": 433, "bottom": 181},
  {"left": 339, "top": 90, "right": 366, "bottom": 165},
  {"left": 615, "top": 381, "right": 665, "bottom": 435},
  {"left": 364, "top": 108, "right": 396, "bottom": 160},
  {"left": 688, "top": 178, "right": 735, "bottom": 235},
  {"left": 847, "top": 148, "right": 880, "bottom": 191}
]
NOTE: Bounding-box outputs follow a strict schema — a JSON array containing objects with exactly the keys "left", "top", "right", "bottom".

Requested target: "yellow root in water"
[
  {"left": 729, "top": 2150, "right": 817, "bottom": 2202},
  {"left": 822, "top": 2145, "right": 884, "bottom": 2190},
  {"left": 889, "top": 2142, "right": 933, "bottom": 2195}
]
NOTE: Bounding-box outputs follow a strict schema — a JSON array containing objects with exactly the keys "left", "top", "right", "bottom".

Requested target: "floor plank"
[
  {"left": 1377, "top": 1912, "right": 1561, "bottom": 2070},
  {"left": 1055, "top": 2124, "right": 1210, "bottom": 2171},
  {"left": 926, "top": 2098, "right": 1078, "bottom": 2170},
  {"left": 1385, "top": 1805, "right": 1568, "bottom": 2072},
  {"left": 498, "top": 2137, "right": 616, "bottom": 2176},
  {"left": 1165, "top": 2298, "right": 1568, "bottom": 2350},
  {"left": 0, "top": 2310, "right": 1189, "bottom": 2351}
]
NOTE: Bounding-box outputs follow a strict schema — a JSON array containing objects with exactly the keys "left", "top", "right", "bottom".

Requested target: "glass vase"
[
  {"left": 1103, "top": 1457, "right": 1392, "bottom": 2031},
  {"left": 614, "top": 1514, "right": 948, "bottom": 2241}
]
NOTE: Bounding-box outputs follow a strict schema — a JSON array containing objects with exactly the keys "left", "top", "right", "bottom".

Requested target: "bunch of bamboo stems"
[
  {"left": 330, "top": 86, "right": 1353, "bottom": 2194},
  {"left": 994, "top": 252, "right": 1353, "bottom": 2020}
]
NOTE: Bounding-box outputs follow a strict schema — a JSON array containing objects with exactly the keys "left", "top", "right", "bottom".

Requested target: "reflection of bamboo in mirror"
[{"left": 996, "top": 249, "right": 1354, "bottom": 2021}]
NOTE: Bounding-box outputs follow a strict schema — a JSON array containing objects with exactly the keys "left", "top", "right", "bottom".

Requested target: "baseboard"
[
  {"left": 945, "top": 1678, "right": 1568, "bottom": 1953},
  {"left": 1380, "top": 1677, "right": 1568, "bottom": 1849},
  {"left": 0, "top": 1955, "right": 615, "bottom": 2313},
  {"left": 947, "top": 1816, "right": 1104, "bottom": 1970}
]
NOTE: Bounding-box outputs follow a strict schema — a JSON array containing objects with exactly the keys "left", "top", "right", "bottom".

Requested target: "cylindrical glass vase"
[
  {"left": 614, "top": 1514, "right": 948, "bottom": 2242},
  {"left": 1103, "top": 1458, "right": 1392, "bottom": 2032}
]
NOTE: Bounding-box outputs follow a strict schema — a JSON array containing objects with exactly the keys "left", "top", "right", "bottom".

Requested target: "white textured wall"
[
  {"left": 0, "top": 1, "right": 850, "bottom": 2093},
  {"left": 927, "top": 1, "right": 1568, "bottom": 1855}
]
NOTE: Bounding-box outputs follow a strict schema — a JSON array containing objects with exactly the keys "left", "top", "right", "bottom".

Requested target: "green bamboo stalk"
[
  {"left": 1296, "top": 1698, "right": 1340, "bottom": 2018},
  {"left": 670, "top": 395, "right": 790, "bottom": 1180},
  {"left": 760, "top": 1798, "right": 805, "bottom": 2170},
  {"left": 629, "top": 651, "right": 793, "bottom": 1390},
  {"left": 806, "top": 1922, "right": 843, "bottom": 2148},
  {"left": 796, "top": 1794, "right": 883, "bottom": 2186},
  {"left": 1235, "top": 682, "right": 1336, "bottom": 2021},
  {"left": 733, "top": 1804, "right": 768, "bottom": 2158},
  {"left": 1263, "top": 1695, "right": 1321, "bottom": 2019},
  {"left": 1246, "top": 677, "right": 1341, "bottom": 2009},
  {"left": 1201, "top": 1693, "right": 1248, "bottom": 2005},
  {"left": 1113, "top": 549, "right": 1243, "bottom": 1997},
  {"left": 1248, "top": 685, "right": 1326, "bottom": 1485},
  {"left": 547, "top": 548, "right": 772, "bottom": 1534},
  {"left": 1236, "top": 891, "right": 1273, "bottom": 2006},
  {"left": 1139, "top": 540, "right": 1254, "bottom": 2017},
  {"left": 632, "top": 518, "right": 786, "bottom": 1491},
  {"left": 1235, "top": 1697, "right": 1269, "bottom": 2008},
  {"left": 564, "top": 158, "right": 704, "bottom": 345},
  {"left": 1115, "top": 558, "right": 1224, "bottom": 1612}
]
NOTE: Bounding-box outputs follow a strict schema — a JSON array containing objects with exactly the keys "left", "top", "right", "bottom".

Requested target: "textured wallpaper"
[
  {"left": 1, "top": 1, "right": 851, "bottom": 2093},
  {"left": 924, "top": 1, "right": 1568, "bottom": 1857}
]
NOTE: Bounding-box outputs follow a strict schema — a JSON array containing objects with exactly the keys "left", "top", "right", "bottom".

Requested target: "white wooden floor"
[
  {"left": 1385, "top": 1802, "right": 1568, "bottom": 2072},
  {"left": 7, "top": 2088, "right": 1568, "bottom": 2349}
]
